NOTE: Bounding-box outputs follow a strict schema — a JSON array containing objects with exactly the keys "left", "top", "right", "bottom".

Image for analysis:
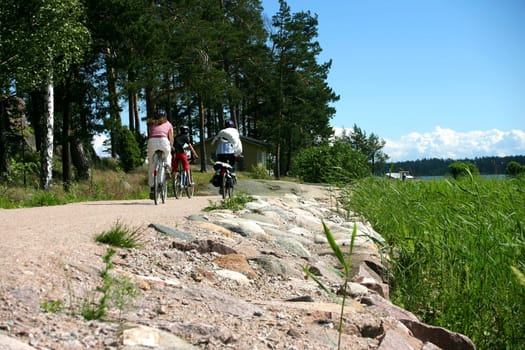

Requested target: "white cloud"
[
  {"left": 384, "top": 127, "right": 525, "bottom": 162},
  {"left": 333, "top": 126, "right": 525, "bottom": 162},
  {"left": 92, "top": 134, "right": 109, "bottom": 157}
]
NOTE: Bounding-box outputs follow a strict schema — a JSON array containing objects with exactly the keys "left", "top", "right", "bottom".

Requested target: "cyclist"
[
  {"left": 212, "top": 120, "right": 242, "bottom": 173},
  {"left": 146, "top": 110, "right": 174, "bottom": 198},
  {"left": 172, "top": 125, "right": 199, "bottom": 186}
]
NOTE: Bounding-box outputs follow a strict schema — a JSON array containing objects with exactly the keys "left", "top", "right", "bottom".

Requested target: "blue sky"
[{"left": 261, "top": 0, "right": 525, "bottom": 161}]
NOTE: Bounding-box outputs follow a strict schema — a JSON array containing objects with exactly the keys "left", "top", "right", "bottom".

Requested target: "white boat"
[{"left": 385, "top": 170, "right": 415, "bottom": 181}]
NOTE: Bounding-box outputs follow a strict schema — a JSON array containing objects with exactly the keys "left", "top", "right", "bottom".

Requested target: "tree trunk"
[
  {"left": 145, "top": 86, "right": 154, "bottom": 123},
  {"left": 275, "top": 143, "right": 281, "bottom": 180},
  {"left": 198, "top": 97, "right": 207, "bottom": 173},
  {"left": 62, "top": 75, "right": 72, "bottom": 192},
  {"left": 105, "top": 47, "right": 121, "bottom": 158},
  {"left": 0, "top": 97, "right": 8, "bottom": 176},
  {"left": 133, "top": 93, "right": 140, "bottom": 134},
  {"left": 41, "top": 83, "right": 54, "bottom": 190},
  {"left": 71, "top": 138, "right": 91, "bottom": 180},
  {"left": 128, "top": 91, "right": 135, "bottom": 132}
]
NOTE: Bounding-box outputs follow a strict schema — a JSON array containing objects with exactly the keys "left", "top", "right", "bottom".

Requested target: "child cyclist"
[{"left": 172, "top": 125, "right": 199, "bottom": 185}]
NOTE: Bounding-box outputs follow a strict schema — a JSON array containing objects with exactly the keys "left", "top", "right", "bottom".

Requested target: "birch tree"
[{"left": 0, "top": 0, "right": 90, "bottom": 189}]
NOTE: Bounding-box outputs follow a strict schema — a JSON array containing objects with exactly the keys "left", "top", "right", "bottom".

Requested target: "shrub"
[
  {"left": 506, "top": 161, "right": 525, "bottom": 177},
  {"left": 249, "top": 164, "right": 271, "bottom": 179},
  {"left": 115, "top": 126, "right": 143, "bottom": 172},
  {"left": 448, "top": 161, "right": 479, "bottom": 179},
  {"left": 292, "top": 140, "right": 369, "bottom": 184}
]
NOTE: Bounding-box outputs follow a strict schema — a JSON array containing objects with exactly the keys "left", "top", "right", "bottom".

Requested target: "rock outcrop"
[{"left": 0, "top": 188, "right": 476, "bottom": 349}]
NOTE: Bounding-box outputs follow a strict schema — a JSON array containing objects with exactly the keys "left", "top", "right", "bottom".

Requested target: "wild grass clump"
[
  {"left": 342, "top": 175, "right": 525, "bottom": 350},
  {"left": 95, "top": 219, "right": 144, "bottom": 248},
  {"left": 204, "top": 191, "right": 254, "bottom": 211}
]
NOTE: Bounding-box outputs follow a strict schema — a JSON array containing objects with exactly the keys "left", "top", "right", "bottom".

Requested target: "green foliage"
[
  {"left": 338, "top": 124, "right": 389, "bottom": 174},
  {"left": 204, "top": 191, "right": 254, "bottom": 212},
  {"left": 2, "top": 159, "right": 40, "bottom": 186},
  {"left": 40, "top": 299, "right": 64, "bottom": 313},
  {"left": 304, "top": 221, "right": 357, "bottom": 350},
  {"left": 448, "top": 161, "right": 479, "bottom": 179},
  {"left": 391, "top": 155, "right": 525, "bottom": 177},
  {"left": 248, "top": 164, "right": 271, "bottom": 179},
  {"left": 511, "top": 266, "right": 525, "bottom": 287},
  {"left": 258, "top": 0, "right": 338, "bottom": 177},
  {"left": 115, "top": 126, "right": 143, "bottom": 172},
  {"left": 292, "top": 140, "right": 369, "bottom": 184},
  {"left": 81, "top": 248, "right": 138, "bottom": 320},
  {"left": 506, "top": 161, "right": 525, "bottom": 177},
  {"left": 0, "top": 0, "right": 90, "bottom": 90},
  {"left": 95, "top": 220, "right": 144, "bottom": 248},
  {"left": 29, "top": 191, "right": 62, "bottom": 206},
  {"left": 343, "top": 176, "right": 525, "bottom": 350}
]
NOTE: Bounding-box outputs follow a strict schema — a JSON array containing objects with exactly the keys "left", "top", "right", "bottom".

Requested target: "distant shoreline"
[{"left": 417, "top": 174, "right": 507, "bottom": 181}]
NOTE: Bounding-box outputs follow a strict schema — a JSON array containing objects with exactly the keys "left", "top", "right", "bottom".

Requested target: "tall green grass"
[{"left": 342, "top": 175, "right": 525, "bottom": 350}]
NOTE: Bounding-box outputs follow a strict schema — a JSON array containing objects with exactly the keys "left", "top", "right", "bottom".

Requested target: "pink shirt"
[{"left": 149, "top": 121, "right": 173, "bottom": 138}]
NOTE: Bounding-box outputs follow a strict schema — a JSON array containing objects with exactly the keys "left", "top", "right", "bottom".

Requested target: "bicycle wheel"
[
  {"left": 153, "top": 159, "right": 161, "bottom": 205},
  {"left": 173, "top": 172, "right": 182, "bottom": 199},
  {"left": 160, "top": 163, "right": 167, "bottom": 203},
  {"left": 185, "top": 170, "right": 194, "bottom": 198}
]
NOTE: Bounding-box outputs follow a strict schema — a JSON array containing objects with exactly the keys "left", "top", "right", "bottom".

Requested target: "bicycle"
[
  {"left": 213, "top": 161, "right": 235, "bottom": 199},
  {"left": 172, "top": 159, "right": 194, "bottom": 199},
  {"left": 152, "top": 150, "right": 169, "bottom": 205}
]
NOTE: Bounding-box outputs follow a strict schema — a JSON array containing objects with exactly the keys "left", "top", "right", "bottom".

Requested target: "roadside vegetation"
[
  {"left": 341, "top": 174, "right": 525, "bottom": 350},
  {"left": 40, "top": 248, "right": 138, "bottom": 321},
  {"left": 95, "top": 219, "right": 145, "bottom": 248},
  {"left": 0, "top": 157, "right": 253, "bottom": 209},
  {"left": 4, "top": 115, "right": 525, "bottom": 349},
  {"left": 204, "top": 191, "right": 254, "bottom": 212}
]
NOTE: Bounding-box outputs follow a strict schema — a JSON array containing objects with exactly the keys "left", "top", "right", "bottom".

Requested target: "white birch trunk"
[{"left": 41, "top": 83, "right": 54, "bottom": 190}]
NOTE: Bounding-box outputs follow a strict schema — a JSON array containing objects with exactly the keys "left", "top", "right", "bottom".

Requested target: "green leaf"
[
  {"left": 303, "top": 265, "right": 339, "bottom": 303},
  {"left": 322, "top": 220, "right": 348, "bottom": 275}
]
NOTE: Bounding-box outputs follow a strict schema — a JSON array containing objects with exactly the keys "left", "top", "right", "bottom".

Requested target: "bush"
[
  {"left": 292, "top": 140, "right": 369, "bottom": 184},
  {"left": 448, "top": 161, "right": 479, "bottom": 179},
  {"left": 249, "top": 164, "right": 271, "bottom": 179},
  {"left": 115, "top": 126, "right": 143, "bottom": 172},
  {"left": 506, "top": 161, "right": 525, "bottom": 177}
]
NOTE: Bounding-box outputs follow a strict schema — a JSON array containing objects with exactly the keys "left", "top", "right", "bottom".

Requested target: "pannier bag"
[{"left": 211, "top": 171, "right": 222, "bottom": 187}]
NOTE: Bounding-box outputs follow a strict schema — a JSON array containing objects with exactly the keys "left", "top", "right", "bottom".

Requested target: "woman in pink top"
[{"left": 147, "top": 110, "right": 174, "bottom": 197}]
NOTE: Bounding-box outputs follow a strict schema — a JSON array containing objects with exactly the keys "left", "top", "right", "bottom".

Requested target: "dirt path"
[
  {"left": 0, "top": 195, "right": 221, "bottom": 292},
  {"left": 0, "top": 180, "right": 330, "bottom": 290}
]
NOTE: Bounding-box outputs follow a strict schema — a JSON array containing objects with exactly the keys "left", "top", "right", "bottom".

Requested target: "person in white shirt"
[{"left": 212, "top": 120, "right": 242, "bottom": 172}]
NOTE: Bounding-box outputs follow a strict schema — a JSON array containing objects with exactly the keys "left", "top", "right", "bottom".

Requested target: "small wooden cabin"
[{"left": 196, "top": 136, "right": 270, "bottom": 172}]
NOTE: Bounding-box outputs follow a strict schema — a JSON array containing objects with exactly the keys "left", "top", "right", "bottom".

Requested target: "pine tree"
[{"left": 263, "top": 0, "right": 338, "bottom": 177}]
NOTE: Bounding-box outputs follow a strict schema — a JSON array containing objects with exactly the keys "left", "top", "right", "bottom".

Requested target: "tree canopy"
[{"left": 1, "top": 0, "right": 386, "bottom": 187}]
